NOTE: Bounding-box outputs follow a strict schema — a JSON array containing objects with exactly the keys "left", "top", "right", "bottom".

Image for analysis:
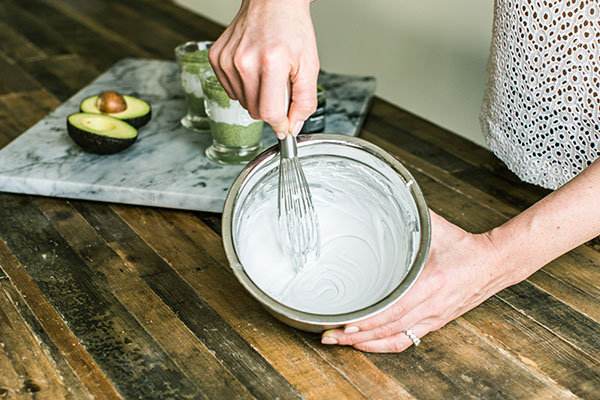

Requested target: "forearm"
[{"left": 488, "top": 158, "right": 600, "bottom": 289}]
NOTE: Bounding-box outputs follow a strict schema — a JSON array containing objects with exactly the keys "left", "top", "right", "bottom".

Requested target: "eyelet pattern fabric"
[{"left": 480, "top": 0, "right": 600, "bottom": 189}]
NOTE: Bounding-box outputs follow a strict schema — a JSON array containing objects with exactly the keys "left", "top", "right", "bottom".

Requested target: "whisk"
[{"left": 278, "top": 133, "right": 321, "bottom": 272}]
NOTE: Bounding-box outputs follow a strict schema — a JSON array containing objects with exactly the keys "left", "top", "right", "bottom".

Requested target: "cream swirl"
[{"left": 235, "top": 157, "right": 417, "bottom": 315}]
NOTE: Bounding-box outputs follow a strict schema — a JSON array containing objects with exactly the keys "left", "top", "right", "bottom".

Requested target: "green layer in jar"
[
  {"left": 202, "top": 76, "right": 231, "bottom": 109},
  {"left": 209, "top": 120, "right": 264, "bottom": 147}
]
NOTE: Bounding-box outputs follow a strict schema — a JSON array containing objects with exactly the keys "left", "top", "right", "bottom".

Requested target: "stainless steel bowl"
[{"left": 222, "top": 134, "right": 430, "bottom": 333}]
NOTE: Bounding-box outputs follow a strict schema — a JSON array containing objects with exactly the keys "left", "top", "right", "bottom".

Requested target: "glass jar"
[
  {"left": 201, "top": 70, "right": 264, "bottom": 165},
  {"left": 174, "top": 41, "right": 213, "bottom": 132}
]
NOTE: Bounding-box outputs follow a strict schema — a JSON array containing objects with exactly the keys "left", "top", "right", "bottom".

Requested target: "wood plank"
[
  {"left": 53, "top": 0, "right": 189, "bottom": 59},
  {"left": 528, "top": 267, "right": 600, "bottom": 323},
  {"left": 0, "top": 238, "right": 121, "bottom": 400},
  {"left": 452, "top": 166, "right": 548, "bottom": 213},
  {"left": 367, "top": 98, "right": 536, "bottom": 185},
  {"left": 121, "top": 0, "right": 226, "bottom": 40},
  {"left": 361, "top": 129, "right": 523, "bottom": 218},
  {"left": 0, "top": 280, "right": 86, "bottom": 399},
  {"left": 460, "top": 296, "right": 600, "bottom": 399},
  {"left": 111, "top": 204, "right": 399, "bottom": 399},
  {"left": 294, "top": 334, "right": 415, "bottom": 399},
  {"left": 0, "top": 53, "right": 41, "bottom": 95},
  {"left": 1, "top": 282, "right": 96, "bottom": 399},
  {"left": 364, "top": 321, "right": 570, "bottom": 400},
  {"left": 70, "top": 200, "right": 304, "bottom": 400},
  {"left": 41, "top": 0, "right": 154, "bottom": 60},
  {"left": 34, "top": 197, "right": 255, "bottom": 400},
  {"left": 0, "top": 193, "right": 206, "bottom": 399},
  {"left": 0, "top": 339, "right": 22, "bottom": 399},
  {"left": 540, "top": 246, "right": 600, "bottom": 302},
  {"left": 362, "top": 114, "right": 473, "bottom": 175},
  {"left": 362, "top": 106, "right": 550, "bottom": 209},
  {"left": 0, "top": 20, "right": 47, "bottom": 63},
  {"left": 21, "top": 54, "right": 100, "bottom": 102},
  {"left": 499, "top": 281, "right": 600, "bottom": 362},
  {"left": 0, "top": 2, "right": 70, "bottom": 57},
  {"left": 0, "top": 90, "right": 61, "bottom": 148},
  {"left": 3, "top": 0, "right": 147, "bottom": 73}
]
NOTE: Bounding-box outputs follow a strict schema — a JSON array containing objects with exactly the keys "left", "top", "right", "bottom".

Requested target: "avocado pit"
[{"left": 96, "top": 90, "right": 127, "bottom": 113}]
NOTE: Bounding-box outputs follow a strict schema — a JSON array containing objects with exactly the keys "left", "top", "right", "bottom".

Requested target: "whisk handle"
[{"left": 279, "top": 134, "right": 297, "bottom": 159}]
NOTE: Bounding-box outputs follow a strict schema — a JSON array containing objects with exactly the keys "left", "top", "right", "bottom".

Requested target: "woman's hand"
[
  {"left": 321, "top": 210, "right": 508, "bottom": 353},
  {"left": 209, "top": 0, "right": 320, "bottom": 138}
]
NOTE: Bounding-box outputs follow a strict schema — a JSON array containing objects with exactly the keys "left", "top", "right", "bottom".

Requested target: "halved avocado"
[
  {"left": 80, "top": 94, "right": 152, "bottom": 128},
  {"left": 67, "top": 113, "right": 138, "bottom": 154}
]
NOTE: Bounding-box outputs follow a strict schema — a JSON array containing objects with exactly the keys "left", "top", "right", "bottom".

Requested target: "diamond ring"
[{"left": 404, "top": 329, "right": 421, "bottom": 346}]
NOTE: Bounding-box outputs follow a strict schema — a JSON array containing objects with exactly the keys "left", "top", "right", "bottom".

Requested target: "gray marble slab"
[{"left": 0, "top": 58, "right": 376, "bottom": 213}]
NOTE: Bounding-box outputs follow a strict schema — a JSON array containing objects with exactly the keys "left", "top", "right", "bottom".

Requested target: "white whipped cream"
[
  {"left": 205, "top": 98, "right": 259, "bottom": 127},
  {"left": 234, "top": 157, "right": 417, "bottom": 315},
  {"left": 181, "top": 72, "right": 204, "bottom": 98}
]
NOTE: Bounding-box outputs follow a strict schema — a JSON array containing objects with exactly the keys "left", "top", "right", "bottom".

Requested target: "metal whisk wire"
[{"left": 278, "top": 134, "right": 321, "bottom": 271}]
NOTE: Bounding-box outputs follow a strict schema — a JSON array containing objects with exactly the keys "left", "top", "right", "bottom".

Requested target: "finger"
[
  {"left": 218, "top": 35, "right": 246, "bottom": 103},
  {"left": 323, "top": 301, "right": 432, "bottom": 346},
  {"left": 288, "top": 65, "right": 319, "bottom": 136},
  {"left": 352, "top": 323, "right": 429, "bottom": 353},
  {"left": 209, "top": 32, "right": 245, "bottom": 103},
  {"left": 233, "top": 49, "right": 261, "bottom": 117},
  {"left": 258, "top": 66, "right": 291, "bottom": 138},
  {"left": 208, "top": 32, "right": 236, "bottom": 99},
  {"left": 346, "top": 286, "right": 430, "bottom": 334}
]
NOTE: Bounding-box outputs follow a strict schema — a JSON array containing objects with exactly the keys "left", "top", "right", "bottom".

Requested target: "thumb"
[{"left": 270, "top": 117, "right": 291, "bottom": 140}]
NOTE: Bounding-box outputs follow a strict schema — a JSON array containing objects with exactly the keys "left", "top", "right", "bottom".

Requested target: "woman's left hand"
[{"left": 321, "top": 210, "right": 509, "bottom": 353}]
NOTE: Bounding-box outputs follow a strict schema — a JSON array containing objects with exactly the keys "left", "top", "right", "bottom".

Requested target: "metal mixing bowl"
[{"left": 222, "top": 134, "right": 431, "bottom": 333}]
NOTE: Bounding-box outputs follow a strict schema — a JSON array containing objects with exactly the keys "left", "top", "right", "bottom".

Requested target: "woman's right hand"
[{"left": 208, "top": 0, "right": 320, "bottom": 138}]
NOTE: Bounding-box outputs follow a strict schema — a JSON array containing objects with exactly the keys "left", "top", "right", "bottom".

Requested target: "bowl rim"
[{"left": 221, "top": 133, "right": 431, "bottom": 326}]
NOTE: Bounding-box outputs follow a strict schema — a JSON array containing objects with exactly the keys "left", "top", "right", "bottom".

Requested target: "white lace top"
[{"left": 480, "top": 0, "right": 600, "bottom": 189}]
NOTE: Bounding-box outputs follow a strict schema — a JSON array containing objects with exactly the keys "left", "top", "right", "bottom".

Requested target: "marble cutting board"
[{"left": 0, "top": 58, "right": 376, "bottom": 213}]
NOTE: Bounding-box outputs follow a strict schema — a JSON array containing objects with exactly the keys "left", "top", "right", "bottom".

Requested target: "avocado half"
[
  {"left": 67, "top": 113, "right": 138, "bottom": 154},
  {"left": 80, "top": 94, "right": 152, "bottom": 128}
]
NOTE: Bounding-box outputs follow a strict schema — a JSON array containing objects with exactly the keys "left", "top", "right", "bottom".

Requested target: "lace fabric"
[{"left": 480, "top": 0, "right": 600, "bottom": 189}]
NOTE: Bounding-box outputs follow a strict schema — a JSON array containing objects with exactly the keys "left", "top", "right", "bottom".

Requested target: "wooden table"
[{"left": 0, "top": 1, "right": 598, "bottom": 398}]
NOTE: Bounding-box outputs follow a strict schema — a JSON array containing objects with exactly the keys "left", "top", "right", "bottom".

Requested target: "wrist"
[
  {"left": 475, "top": 228, "right": 524, "bottom": 293},
  {"left": 483, "top": 223, "right": 542, "bottom": 290}
]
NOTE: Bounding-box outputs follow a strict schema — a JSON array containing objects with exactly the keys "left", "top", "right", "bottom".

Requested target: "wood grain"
[
  {"left": 34, "top": 197, "right": 255, "bottom": 399},
  {"left": 0, "top": 0, "right": 598, "bottom": 398},
  {"left": 0, "top": 238, "right": 121, "bottom": 400},
  {"left": 112, "top": 205, "right": 388, "bottom": 399}
]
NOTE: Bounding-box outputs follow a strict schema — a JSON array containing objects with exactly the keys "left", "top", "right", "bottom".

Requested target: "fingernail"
[
  {"left": 291, "top": 121, "right": 304, "bottom": 136},
  {"left": 321, "top": 336, "right": 338, "bottom": 345},
  {"left": 276, "top": 131, "right": 286, "bottom": 140},
  {"left": 344, "top": 326, "right": 359, "bottom": 334}
]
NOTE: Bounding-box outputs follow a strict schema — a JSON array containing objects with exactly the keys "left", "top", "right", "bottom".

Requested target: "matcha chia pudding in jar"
[
  {"left": 174, "top": 40, "right": 213, "bottom": 132},
  {"left": 201, "top": 70, "right": 264, "bottom": 165}
]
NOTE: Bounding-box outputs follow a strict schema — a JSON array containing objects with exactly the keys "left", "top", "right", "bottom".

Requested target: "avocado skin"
[
  {"left": 124, "top": 107, "right": 152, "bottom": 129},
  {"left": 67, "top": 119, "right": 137, "bottom": 154}
]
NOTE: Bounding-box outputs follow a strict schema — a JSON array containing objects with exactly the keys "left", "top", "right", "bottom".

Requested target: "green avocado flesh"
[
  {"left": 80, "top": 95, "right": 151, "bottom": 128},
  {"left": 67, "top": 113, "right": 138, "bottom": 154}
]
